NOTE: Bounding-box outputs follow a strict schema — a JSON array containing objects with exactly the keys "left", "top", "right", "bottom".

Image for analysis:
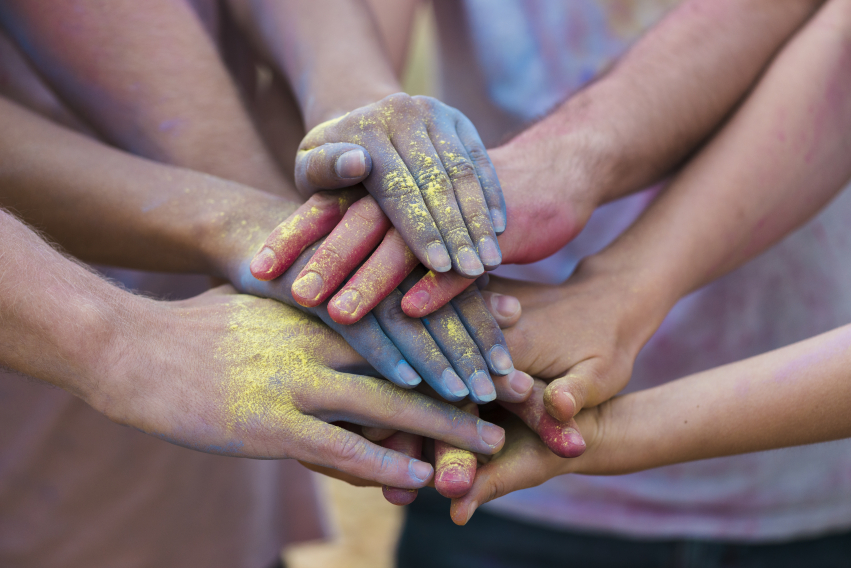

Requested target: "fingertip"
[
  {"left": 401, "top": 289, "right": 431, "bottom": 318},
  {"left": 488, "top": 345, "right": 514, "bottom": 375},
  {"left": 456, "top": 246, "right": 485, "bottom": 277},
  {"left": 249, "top": 247, "right": 284, "bottom": 281},
  {"left": 383, "top": 486, "right": 418, "bottom": 506},
  {"left": 477, "top": 236, "right": 502, "bottom": 270},
  {"left": 425, "top": 242, "right": 452, "bottom": 273},
  {"left": 483, "top": 293, "right": 521, "bottom": 327},
  {"left": 291, "top": 271, "right": 325, "bottom": 306},
  {"left": 396, "top": 360, "right": 422, "bottom": 387},
  {"left": 543, "top": 384, "right": 577, "bottom": 423},
  {"left": 409, "top": 459, "right": 434, "bottom": 484},
  {"left": 490, "top": 208, "right": 507, "bottom": 234},
  {"left": 362, "top": 426, "right": 396, "bottom": 441},
  {"left": 335, "top": 149, "right": 369, "bottom": 179},
  {"left": 450, "top": 499, "right": 478, "bottom": 526},
  {"left": 328, "top": 289, "right": 365, "bottom": 324}
]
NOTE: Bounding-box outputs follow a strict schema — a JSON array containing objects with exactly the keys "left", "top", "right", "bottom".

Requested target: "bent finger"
[
  {"left": 295, "top": 142, "right": 373, "bottom": 195},
  {"left": 542, "top": 358, "right": 609, "bottom": 423},
  {"left": 381, "top": 432, "right": 424, "bottom": 505},
  {"left": 401, "top": 270, "right": 476, "bottom": 318},
  {"left": 434, "top": 404, "right": 478, "bottom": 499},
  {"left": 500, "top": 379, "right": 586, "bottom": 458}
]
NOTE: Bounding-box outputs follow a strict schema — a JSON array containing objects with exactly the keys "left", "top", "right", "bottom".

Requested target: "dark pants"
[{"left": 396, "top": 488, "right": 851, "bottom": 568}]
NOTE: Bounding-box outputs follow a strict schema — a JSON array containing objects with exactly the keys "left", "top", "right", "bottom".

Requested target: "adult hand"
[
  {"left": 100, "top": 285, "right": 508, "bottom": 488},
  {"left": 295, "top": 93, "right": 506, "bottom": 278},
  {"left": 241, "top": 196, "right": 528, "bottom": 403}
]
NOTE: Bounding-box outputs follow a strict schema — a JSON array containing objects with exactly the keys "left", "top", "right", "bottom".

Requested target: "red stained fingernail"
[
  {"left": 403, "top": 290, "right": 431, "bottom": 314},
  {"left": 538, "top": 415, "right": 586, "bottom": 458},
  {"left": 332, "top": 290, "right": 362, "bottom": 315},
  {"left": 250, "top": 247, "right": 283, "bottom": 280},
  {"left": 292, "top": 272, "right": 324, "bottom": 305},
  {"left": 382, "top": 486, "right": 418, "bottom": 506},
  {"left": 335, "top": 149, "right": 366, "bottom": 178}
]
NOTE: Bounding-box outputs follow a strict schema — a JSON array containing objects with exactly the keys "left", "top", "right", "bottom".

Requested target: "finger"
[
  {"left": 480, "top": 291, "right": 522, "bottom": 328},
  {"left": 292, "top": 417, "right": 433, "bottom": 488},
  {"left": 291, "top": 196, "right": 391, "bottom": 307},
  {"left": 249, "top": 189, "right": 363, "bottom": 281},
  {"left": 449, "top": 285, "right": 515, "bottom": 377},
  {"left": 294, "top": 142, "right": 373, "bottom": 195},
  {"left": 327, "top": 228, "right": 419, "bottom": 324},
  {"left": 371, "top": 289, "right": 470, "bottom": 402},
  {"left": 362, "top": 134, "right": 452, "bottom": 273},
  {"left": 381, "top": 432, "right": 424, "bottom": 505},
  {"left": 455, "top": 112, "right": 506, "bottom": 234},
  {"left": 392, "top": 121, "right": 484, "bottom": 278},
  {"left": 257, "top": 242, "right": 423, "bottom": 389},
  {"left": 304, "top": 372, "right": 505, "bottom": 455},
  {"left": 434, "top": 404, "right": 478, "bottom": 499},
  {"left": 499, "top": 379, "right": 586, "bottom": 458},
  {"left": 423, "top": 102, "right": 501, "bottom": 269},
  {"left": 362, "top": 426, "right": 397, "bottom": 442},
  {"left": 542, "top": 358, "right": 607, "bottom": 423},
  {"left": 491, "top": 370, "right": 534, "bottom": 403},
  {"left": 401, "top": 270, "right": 476, "bottom": 318}
]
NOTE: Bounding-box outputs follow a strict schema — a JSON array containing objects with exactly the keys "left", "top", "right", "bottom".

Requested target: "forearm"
[
  {"left": 501, "top": 0, "right": 824, "bottom": 206},
  {"left": 0, "top": 97, "right": 298, "bottom": 277},
  {"left": 235, "top": 0, "right": 402, "bottom": 128},
  {"left": 581, "top": 322, "right": 851, "bottom": 475},
  {"left": 583, "top": 0, "right": 851, "bottom": 324},
  {"left": 0, "top": 210, "right": 134, "bottom": 404},
  {"left": 0, "top": 0, "right": 293, "bottom": 196}
]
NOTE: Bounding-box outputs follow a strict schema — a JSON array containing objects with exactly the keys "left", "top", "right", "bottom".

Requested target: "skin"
[
  {"left": 227, "top": 0, "right": 506, "bottom": 276},
  {"left": 490, "top": 0, "right": 851, "bottom": 448},
  {"left": 0, "top": 0, "right": 294, "bottom": 197},
  {"left": 451, "top": 320, "right": 851, "bottom": 524},
  {"left": 0, "top": 209, "right": 509, "bottom": 487},
  {"left": 271, "top": 0, "right": 827, "bottom": 318},
  {"left": 0, "top": 96, "right": 533, "bottom": 405}
]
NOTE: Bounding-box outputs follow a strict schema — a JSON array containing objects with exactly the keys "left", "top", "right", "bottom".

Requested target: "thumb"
[
  {"left": 543, "top": 357, "right": 612, "bottom": 423},
  {"left": 295, "top": 143, "right": 373, "bottom": 196}
]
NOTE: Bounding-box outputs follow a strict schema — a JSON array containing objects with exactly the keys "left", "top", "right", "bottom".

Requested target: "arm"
[
  {"left": 230, "top": 0, "right": 506, "bottom": 278},
  {"left": 497, "top": 0, "right": 851, "bottom": 427},
  {"left": 451, "top": 321, "right": 851, "bottom": 524},
  {"left": 0, "top": 0, "right": 293, "bottom": 196},
  {"left": 0, "top": 209, "right": 507, "bottom": 486}
]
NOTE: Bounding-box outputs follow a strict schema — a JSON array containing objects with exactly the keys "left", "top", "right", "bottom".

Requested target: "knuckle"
[
  {"left": 445, "top": 159, "right": 478, "bottom": 183},
  {"left": 378, "top": 171, "right": 420, "bottom": 199},
  {"left": 349, "top": 199, "right": 387, "bottom": 224},
  {"left": 465, "top": 144, "right": 491, "bottom": 166},
  {"left": 330, "top": 431, "right": 366, "bottom": 465},
  {"left": 377, "top": 299, "right": 409, "bottom": 322},
  {"left": 444, "top": 225, "right": 473, "bottom": 243}
]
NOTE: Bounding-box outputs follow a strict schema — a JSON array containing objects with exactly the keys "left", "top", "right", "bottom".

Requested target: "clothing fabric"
[
  {"left": 0, "top": 270, "right": 326, "bottom": 568},
  {"left": 432, "top": 0, "right": 851, "bottom": 541},
  {"left": 397, "top": 489, "right": 851, "bottom": 568}
]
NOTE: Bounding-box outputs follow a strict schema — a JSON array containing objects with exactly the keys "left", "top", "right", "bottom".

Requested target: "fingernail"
[
  {"left": 426, "top": 242, "right": 452, "bottom": 272},
  {"left": 567, "top": 428, "right": 587, "bottom": 454},
  {"left": 559, "top": 390, "right": 577, "bottom": 418},
  {"left": 507, "top": 370, "right": 533, "bottom": 395},
  {"left": 478, "top": 421, "right": 504, "bottom": 448},
  {"left": 465, "top": 501, "right": 478, "bottom": 524},
  {"left": 292, "top": 272, "right": 324, "bottom": 302},
  {"left": 490, "top": 208, "right": 506, "bottom": 233},
  {"left": 404, "top": 290, "right": 431, "bottom": 312},
  {"left": 410, "top": 459, "right": 433, "bottom": 483},
  {"left": 477, "top": 236, "right": 502, "bottom": 268},
  {"left": 396, "top": 360, "right": 421, "bottom": 387},
  {"left": 469, "top": 371, "right": 496, "bottom": 402},
  {"left": 332, "top": 290, "right": 361, "bottom": 315},
  {"left": 249, "top": 247, "right": 282, "bottom": 279},
  {"left": 491, "top": 294, "right": 520, "bottom": 319},
  {"left": 489, "top": 345, "right": 514, "bottom": 375},
  {"left": 457, "top": 246, "right": 484, "bottom": 276},
  {"left": 335, "top": 149, "right": 366, "bottom": 178},
  {"left": 443, "top": 368, "right": 469, "bottom": 398}
]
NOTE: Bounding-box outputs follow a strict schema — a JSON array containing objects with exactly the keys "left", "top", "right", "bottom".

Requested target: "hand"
[
  {"left": 240, "top": 195, "right": 528, "bottom": 403},
  {"left": 98, "top": 285, "right": 509, "bottom": 488},
  {"left": 486, "top": 262, "right": 664, "bottom": 436},
  {"left": 296, "top": 93, "right": 506, "bottom": 278}
]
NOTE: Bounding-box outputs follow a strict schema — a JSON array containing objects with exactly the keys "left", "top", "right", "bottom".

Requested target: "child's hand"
[{"left": 295, "top": 93, "right": 506, "bottom": 278}]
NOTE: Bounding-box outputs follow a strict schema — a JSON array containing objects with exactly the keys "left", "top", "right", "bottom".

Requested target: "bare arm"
[{"left": 0, "top": 0, "right": 293, "bottom": 196}]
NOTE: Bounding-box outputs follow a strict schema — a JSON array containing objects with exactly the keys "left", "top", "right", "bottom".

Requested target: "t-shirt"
[
  {"left": 0, "top": 270, "right": 327, "bottom": 567},
  {"left": 434, "top": 0, "right": 851, "bottom": 541}
]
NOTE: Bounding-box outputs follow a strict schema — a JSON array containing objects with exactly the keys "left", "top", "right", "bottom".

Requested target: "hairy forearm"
[
  {"left": 234, "top": 0, "right": 401, "bottom": 129},
  {"left": 583, "top": 322, "right": 851, "bottom": 475},
  {"left": 503, "top": 0, "right": 824, "bottom": 205},
  {"left": 584, "top": 0, "right": 851, "bottom": 325},
  {"left": 0, "top": 97, "right": 298, "bottom": 277},
  {"left": 0, "top": 210, "right": 133, "bottom": 403}
]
